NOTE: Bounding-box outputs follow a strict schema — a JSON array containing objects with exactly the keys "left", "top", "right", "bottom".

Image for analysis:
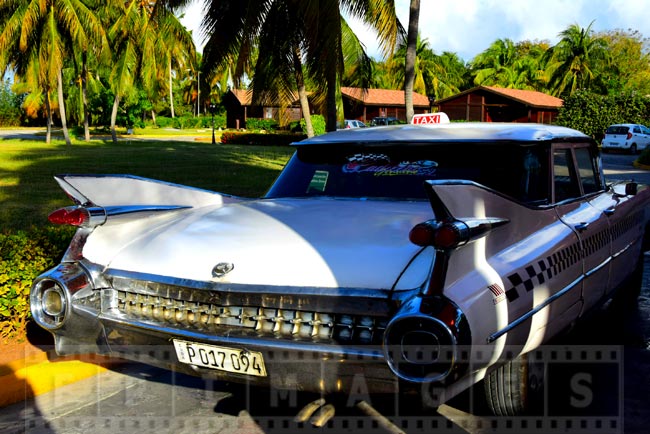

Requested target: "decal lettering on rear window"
[
  {"left": 343, "top": 153, "right": 438, "bottom": 177},
  {"left": 307, "top": 170, "right": 329, "bottom": 193}
]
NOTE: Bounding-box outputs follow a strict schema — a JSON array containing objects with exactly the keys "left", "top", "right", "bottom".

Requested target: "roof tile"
[{"left": 341, "top": 87, "right": 430, "bottom": 107}]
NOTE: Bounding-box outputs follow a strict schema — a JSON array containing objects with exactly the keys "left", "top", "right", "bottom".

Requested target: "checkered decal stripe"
[
  {"left": 502, "top": 209, "right": 644, "bottom": 304},
  {"left": 505, "top": 242, "right": 581, "bottom": 302},
  {"left": 610, "top": 210, "right": 644, "bottom": 240}
]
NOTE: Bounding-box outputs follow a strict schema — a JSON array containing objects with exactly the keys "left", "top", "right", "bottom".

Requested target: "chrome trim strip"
[
  {"left": 487, "top": 275, "right": 583, "bottom": 343},
  {"left": 104, "top": 205, "right": 191, "bottom": 216},
  {"left": 584, "top": 256, "right": 611, "bottom": 278},
  {"left": 612, "top": 239, "right": 638, "bottom": 259},
  {"left": 105, "top": 268, "right": 400, "bottom": 299},
  {"left": 100, "top": 314, "right": 385, "bottom": 359},
  {"left": 487, "top": 237, "right": 642, "bottom": 344}
]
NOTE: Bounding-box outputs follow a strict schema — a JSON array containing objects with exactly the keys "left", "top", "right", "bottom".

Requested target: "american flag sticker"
[{"left": 488, "top": 284, "right": 506, "bottom": 304}]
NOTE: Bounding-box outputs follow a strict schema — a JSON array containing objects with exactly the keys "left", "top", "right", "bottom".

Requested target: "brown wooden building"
[
  {"left": 434, "top": 86, "right": 563, "bottom": 124},
  {"left": 341, "top": 87, "right": 431, "bottom": 123},
  {"left": 224, "top": 87, "right": 434, "bottom": 129},
  {"left": 223, "top": 89, "right": 303, "bottom": 129}
]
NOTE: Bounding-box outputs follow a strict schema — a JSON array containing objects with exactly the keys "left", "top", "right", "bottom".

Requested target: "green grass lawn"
[{"left": 0, "top": 138, "right": 294, "bottom": 231}]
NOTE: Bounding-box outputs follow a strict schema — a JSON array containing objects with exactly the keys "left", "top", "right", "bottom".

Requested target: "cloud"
[{"left": 181, "top": 0, "right": 650, "bottom": 61}]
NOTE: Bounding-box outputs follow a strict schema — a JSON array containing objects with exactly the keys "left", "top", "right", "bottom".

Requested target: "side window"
[
  {"left": 634, "top": 126, "right": 642, "bottom": 134},
  {"left": 574, "top": 147, "right": 600, "bottom": 194},
  {"left": 553, "top": 149, "right": 580, "bottom": 202}
]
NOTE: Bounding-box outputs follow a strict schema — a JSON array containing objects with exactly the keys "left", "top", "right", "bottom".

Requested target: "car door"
[
  {"left": 553, "top": 144, "right": 611, "bottom": 315},
  {"left": 642, "top": 126, "right": 650, "bottom": 150}
]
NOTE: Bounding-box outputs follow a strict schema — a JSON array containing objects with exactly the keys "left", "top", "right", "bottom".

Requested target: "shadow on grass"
[{"left": 0, "top": 137, "right": 294, "bottom": 231}]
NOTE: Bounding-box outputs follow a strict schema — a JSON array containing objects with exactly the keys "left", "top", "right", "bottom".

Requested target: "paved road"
[{"left": 0, "top": 150, "right": 648, "bottom": 434}]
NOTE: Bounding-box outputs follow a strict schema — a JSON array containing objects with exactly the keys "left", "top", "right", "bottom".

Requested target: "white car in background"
[{"left": 601, "top": 123, "right": 650, "bottom": 154}]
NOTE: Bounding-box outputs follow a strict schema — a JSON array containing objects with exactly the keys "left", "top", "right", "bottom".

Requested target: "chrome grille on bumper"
[{"left": 115, "top": 290, "right": 388, "bottom": 345}]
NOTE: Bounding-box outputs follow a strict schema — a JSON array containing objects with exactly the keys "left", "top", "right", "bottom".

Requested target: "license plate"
[{"left": 173, "top": 339, "right": 267, "bottom": 377}]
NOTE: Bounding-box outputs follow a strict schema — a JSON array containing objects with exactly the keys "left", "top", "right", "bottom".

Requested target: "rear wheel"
[
  {"left": 484, "top": 353, "right": 544, "bottom": 416},
  {"left": 630, "top": 144, "right": 638, "bottom": 154}
]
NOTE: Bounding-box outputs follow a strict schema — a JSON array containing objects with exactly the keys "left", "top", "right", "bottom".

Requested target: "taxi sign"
[{"left": 411, "top": 112, "right": 450, "bottom": 125}]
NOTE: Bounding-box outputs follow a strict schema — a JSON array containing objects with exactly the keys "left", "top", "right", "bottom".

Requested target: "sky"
[{"left": 179, "top": 0, "right": 650, "bottom": 63}]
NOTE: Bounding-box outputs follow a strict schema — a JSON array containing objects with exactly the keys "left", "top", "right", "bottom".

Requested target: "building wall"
[{"left": 438, "top": 90, "right": 558, "bottom": 124}]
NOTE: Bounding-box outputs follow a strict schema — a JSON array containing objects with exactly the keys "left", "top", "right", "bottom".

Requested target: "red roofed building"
[
  {"left": 224, "top": 87, "right": 434, "bottom": 129},
  {"left": 223, "top": 89, "right": 304, "bottom": 129},
  {"left": 434, "top": 86, "right": 563, "bottom": 124},
  {"left": 341, "top": 87, "right": 432, "bottom": 123}
]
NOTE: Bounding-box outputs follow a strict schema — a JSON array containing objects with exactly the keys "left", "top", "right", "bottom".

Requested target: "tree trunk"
[
  {"left": 404, "top": 0, "right": 420, "bottom": 123},
  {"left": 151, "top": 109, "right": 156, "bottom": 125},
  {"left": 45, "top": 94, "right": 52, "bottom": 144},
  {"left": 326, "top": 64, "right": 338, "bottom": 132},
  {"left": 57, "top": 69, "right": 72, "bottom": 146},
  {"left": 110, "top": 94, "right": 120, "bottom": 143},
  {"left": 293, "top": 48, "right": 314, "bottom": 137},
  {"left": 82, "top": 53, "right": 90, "bottom": 141},
  {"left": 169, "top": 58, "right": 175, "bottom": 118}
]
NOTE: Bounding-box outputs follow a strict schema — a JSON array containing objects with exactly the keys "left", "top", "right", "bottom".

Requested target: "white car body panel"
[{"left": 84, "top": 198, "right": 433, "bottom": 290}]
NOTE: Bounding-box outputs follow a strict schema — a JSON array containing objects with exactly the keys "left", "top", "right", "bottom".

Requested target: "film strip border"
[{"left": 22, "top": 416, "right": 623, "bottom": 433}]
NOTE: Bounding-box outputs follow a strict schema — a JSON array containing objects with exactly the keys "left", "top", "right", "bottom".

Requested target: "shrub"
[
  {"left": 245, "top": 118, "right": 279, "bottom": 131},
  {"left": 300, "top": 114, "right": 326, "bottom": 136},
  {"left": 637, "top": 147, "right": 650, "bottom": 166},
  {"left": 156, "top": 116, "right": 173, "bottom": 128},
  {"left": 221, "top": 131, "right": 306, "bottom": 146},
  {"left": 557, "top": 90, "right": 650, "bottom": 141},
  {"left": 0, "top": 226, "right": 74, "bottom": 339},
  {"left": 0, "top": 79, "right": 21, "bottom": 127}
]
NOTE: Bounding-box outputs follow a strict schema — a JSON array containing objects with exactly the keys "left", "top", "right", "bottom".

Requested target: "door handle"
[
  {"left": 575, "top": 222, "right": 589, "bottom": 232},
  {"left": 604, "top": 207, "right": 616, "bottom": 216}
]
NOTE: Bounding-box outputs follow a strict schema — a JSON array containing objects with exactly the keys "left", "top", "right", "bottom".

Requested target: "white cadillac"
[{"left": 31, "top": 120, "right": 650, "bottom": 415}]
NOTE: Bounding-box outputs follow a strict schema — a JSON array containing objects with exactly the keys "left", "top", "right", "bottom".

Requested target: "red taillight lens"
[
  {"left": 409, "top": 222, "right": 436, "bottom": 246},
  {"left": 48, "top": 207, "right": 88, "bottom": 226},
  {"left": 627, "top": 132, "right": 633, "bottom": 140},
  {"left": 409, "top": 221, "right": 465, "bottom": 249},
  {"left": 432, "top": 224, "right": 462, "bottom": 249}
]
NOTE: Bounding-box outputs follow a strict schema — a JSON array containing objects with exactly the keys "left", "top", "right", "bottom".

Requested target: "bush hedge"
[
  {"left": 245, "top": 118, "right": 279, "bottom": 131},
  {"left": 0, "top": 226, "right": 74, "bottom": 339},
  {"left": 300, "top": 114, "right": 326, "bottom": 136},
  {"left": 154, "top": 114, "right": 226, "bottom": 130},
  {"left": 557, "top": 90, "right": 650, "bottom": 141},
  {"left": 221, "top": 131, "right": 306, "bottom": 146}
]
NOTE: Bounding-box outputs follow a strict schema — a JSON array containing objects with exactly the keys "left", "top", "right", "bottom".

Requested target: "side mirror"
[{"left": 625, "top": 182, "right": 638, "bottom": 196}]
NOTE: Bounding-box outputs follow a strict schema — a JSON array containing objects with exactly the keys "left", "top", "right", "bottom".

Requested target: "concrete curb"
[{"left": 0, "top": 350, "right": 111, "bottom": 408}]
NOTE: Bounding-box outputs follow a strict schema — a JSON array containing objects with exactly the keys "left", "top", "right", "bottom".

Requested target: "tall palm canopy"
[
  {"left": 544, "top": 22, "right": 609, "bottom": 97},
  {"left": 165, "top": 0, "right": 400, "bottom": 131},
  {"left": 0, "top": 0, "right": 108, "bottom": 145}
]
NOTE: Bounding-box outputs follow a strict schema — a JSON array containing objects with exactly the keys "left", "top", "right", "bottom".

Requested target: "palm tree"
[
  {"left": 191, "top": 0, "right": 400, "bottom": 132},
  {"left": 387, "top": 35, "right": 436, "bottom": 95},
  {"left": 105, "top": 1, "right": 194, "bottom": 141},
  {"left": 150, "top": 4, "right": 196, "bottom": 120},
  {"left": 470, "top": 38, "right": 519, "bottom": 87},
  {"left": 543, "top": 22, "right": 609, "bottom": 97},
  {"left": 428, "top": 51, "right": 467, "bottom": 99},
  {"left": 404, "top": 0, "right": 420, "bottom": 123},
  {"left": 0, "top": 0, "right": 107, "bottom": 145}
]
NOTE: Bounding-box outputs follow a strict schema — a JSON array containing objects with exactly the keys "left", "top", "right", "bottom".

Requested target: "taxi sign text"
[{"left": 411, "top": 112, "right": 450, "bottom": 125}]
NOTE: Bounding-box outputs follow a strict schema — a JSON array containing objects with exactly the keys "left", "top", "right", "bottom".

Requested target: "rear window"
[
  {"left": 606, "top": 126, "right": 630, "bottom": 135},
  {"left": 266, "top": 143, "right": 550, "bottom": 204}
]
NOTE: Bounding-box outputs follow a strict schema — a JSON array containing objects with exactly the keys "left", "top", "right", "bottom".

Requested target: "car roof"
[{"left": 295, "top": 122, "right": 592, "bottom": 146}]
